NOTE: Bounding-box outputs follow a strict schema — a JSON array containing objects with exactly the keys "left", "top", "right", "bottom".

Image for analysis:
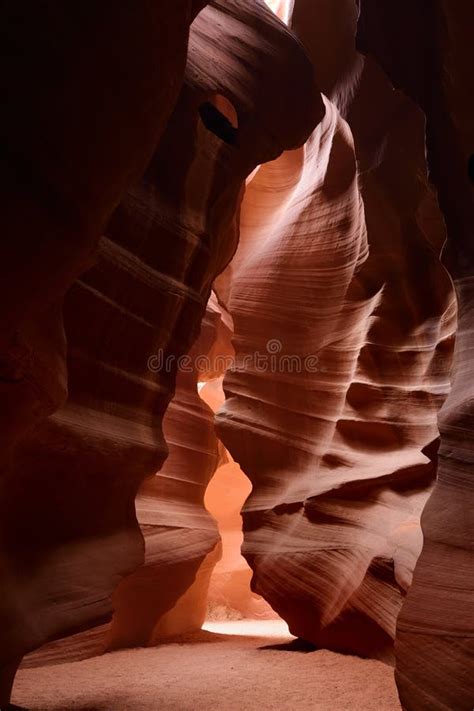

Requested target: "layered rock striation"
[
  {"left": 0, "top": 0, "right": 321, "bottom": 700},
  {"left": 1, "top": 2, "right": 471, "bottom": 709},
  {"left": 217, "top": 0, "right": 456, "bottom": 661},
  {"left": 0, "top": 2, "right": 205, "bottom": 700},
  {"left": 357, "top": 2, "right": 474, "bottom": 707}
]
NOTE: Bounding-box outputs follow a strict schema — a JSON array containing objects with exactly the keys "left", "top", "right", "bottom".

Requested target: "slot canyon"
[{"left": 0, "top": 1, "right": 472, "bottom": 710}]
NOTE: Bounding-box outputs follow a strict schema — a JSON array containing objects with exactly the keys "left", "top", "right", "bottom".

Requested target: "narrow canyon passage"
[
  {"left": 13, "top": 455, "right": 401, "bottom": 711},
  {"left": 1, "top": 1, "right": 473, "bottom": 710},
  {"left": 13, "top": 622, "right": 401, "bottom": 711},
  {"left": 12, "top": 391, "right": 402, "bottom": 711},
  {"left": 200, "top": 377, "right": 277, "bottom": 622}
]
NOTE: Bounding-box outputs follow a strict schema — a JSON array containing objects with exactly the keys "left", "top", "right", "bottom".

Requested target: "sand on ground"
[{"left": 13, "top": 620, "right": 402, "bottom": 711}]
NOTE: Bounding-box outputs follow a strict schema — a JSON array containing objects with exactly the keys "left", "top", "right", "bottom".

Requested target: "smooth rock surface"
[
  {"left": 0, "top": 3, "right": 321, "bottom": 695},
  {"left": 217, "top": 0, "right": 456, "bottom": 659},
  {"left": 357, "top": 2, "right": 474, "bottom": 708}
]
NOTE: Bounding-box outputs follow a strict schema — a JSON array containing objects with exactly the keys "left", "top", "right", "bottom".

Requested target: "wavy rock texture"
[
  {"left": 357, "top": 2, "right": 474, "bottom": 708},
  {"left": 103, "top": 0, "right": 322, "bottom": 649},
  {"left": 20, "top": 302, "right": 270, "bottom": 668},
  {"left": 217, "top": 0, "right": 456, "bottom": 661},
  {"left": 0, "top": 1, "right": 321, "bottom": 697},
  {"left": 3, "top": 1, "right": 470, "bottom": 708},
  {"left": 106, "top": 302, "right": 227, "bottom": 649},
  {"left": 0, "top": 2, "right": 204, "bottom": 701}
]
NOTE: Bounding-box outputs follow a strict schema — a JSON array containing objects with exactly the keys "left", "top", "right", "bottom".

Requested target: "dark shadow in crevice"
[
  {"left": 199, "top": 102, "right": 238, "bottom": 145},
  {"left": 468, "top": 154, "right": 474, "bottom": 183},
  {"left": 258, "top": 637, "right": 317, "bottom": 653}
]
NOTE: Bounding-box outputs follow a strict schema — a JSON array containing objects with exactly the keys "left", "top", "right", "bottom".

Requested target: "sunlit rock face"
[
  {"left": 264, "top": 0, "right": 294, "bottom": 24},
  {"left": 105, "top": 305, "right": 225, "bottom": 649},
  {"left": 1, "top": 0, "right": 471, "bottom": 708},
  {"left": 357, "top": 2, "right": 474, "bottom": 708},
  {"left": 102, "top": 0, "right": 322, "bottom": 648},
  {"left": 216, "top": 0, "right": 456, "bottom": 662},
  {"left": 0, "top": 1, "right": 321, "bottom": 697},
  {"left": 203, "top": 377, "right": 277, "bottom": 620}
]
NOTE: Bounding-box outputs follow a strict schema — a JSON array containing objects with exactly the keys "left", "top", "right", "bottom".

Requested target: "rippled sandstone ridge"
[
  {"left": 0, "top": 0, "right": 321, "bottom": 704},
  {"left": 1, "top": 1, "right": 473, "bottom": 710},
  {"left": 357, "top": 2, "right": 474, "bottom": 708}
]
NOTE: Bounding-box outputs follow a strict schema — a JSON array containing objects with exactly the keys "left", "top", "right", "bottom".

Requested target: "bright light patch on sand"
[{"left": 202, "top": 619, "right": 294, "bottom": 639}]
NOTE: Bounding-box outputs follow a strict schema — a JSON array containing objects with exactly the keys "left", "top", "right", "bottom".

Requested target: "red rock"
[
  {"left": 217, "top": 0, "right": 455, "bottom": 661},
  {"left": 104, "top": 0, "right": 322, "bottom": 648},
  {"left": 357, "top": 1, "right": 474, "bottom": 707},
  {"left": 203, "top": 377, "right": 277, "bottom": 620},
  {"left": 0, "top": 1, "right": 320, "bottom": 701},
  {"left": 2, "top": 1, "right": 472, "bottom": 709},
  {"left": 0, "top": 3, "right": 203, "bottom": 701}
]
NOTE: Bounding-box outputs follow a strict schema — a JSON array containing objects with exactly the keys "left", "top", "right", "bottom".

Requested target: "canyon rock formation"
[
  {"left": 104, "top": 0, "right": 323, "bottom": 649},
  {"left": 0, "top": 2, "right": 204, "bottom": 700},
  {"left": 105, "top": 303, "right": 225, "bottom": 650},
  {"left": 1, "top": 1, "right": 472, "bottom": 710},
  {"left": 357, "top": 2, "right": 474, "bottom": 708},
  {"left": 203, "top": 377, "right": 278, "bottom": 620},
  {"left": 216, "top": 0, "right": 456, "bottom": 662},
  {"left": 0, "top": 0, "right": 321, "bottom": 703}
]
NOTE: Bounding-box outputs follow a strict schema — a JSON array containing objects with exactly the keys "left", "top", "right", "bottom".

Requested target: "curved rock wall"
[
  {"left": 217, "top": 0, "right": 456, "bottom": 661},
  {"left": 1, "top": 1, "right": 471, "bottom": 708},
  {"left": 103, "top": 0, "right": 323, "bottom": 649},
  {"left": 106, "top": 306, "right": 224, "bottom": 649},
  {"left": 0, "top": 2, "right": 204, "bottom": 700},
  {"left": 357, "top": 2, "right": 474, "bottom": 708},
  {"left": 0, "top": 1, "right": 321, "bottom": 699},
  {"left": 203, "top": 377, "right": 277, "bottom": 620}
]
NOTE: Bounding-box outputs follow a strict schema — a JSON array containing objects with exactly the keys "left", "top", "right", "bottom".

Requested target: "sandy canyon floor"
[{"left": 13, "top": 621, "right": 402, "bottom": 711}]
